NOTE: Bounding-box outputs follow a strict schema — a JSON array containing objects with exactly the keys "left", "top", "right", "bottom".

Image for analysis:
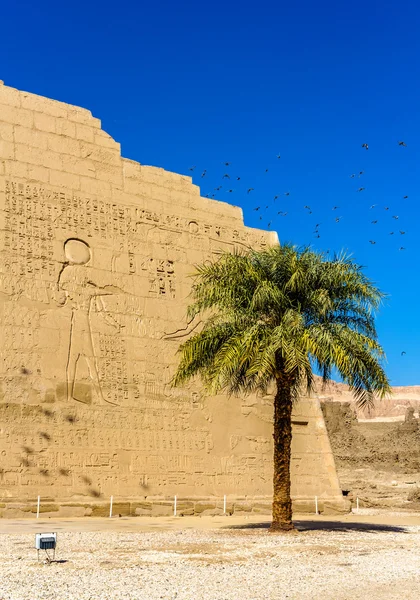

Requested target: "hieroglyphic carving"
[
  {"left": 140, "top": 258, "right": 176, "bottom": 298},
  {"left": 0, "top": 80, "right": 346, "bottom": 512}
]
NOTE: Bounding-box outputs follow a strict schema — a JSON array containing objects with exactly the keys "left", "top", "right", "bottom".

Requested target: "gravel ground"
[{"left": 1, "top": 520, "right": 419, "bottom": 600}]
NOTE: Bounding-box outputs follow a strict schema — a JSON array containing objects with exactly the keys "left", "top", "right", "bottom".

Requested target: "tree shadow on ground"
[{"left": 225, "top": 520, "right": 408, "bottom": 533}]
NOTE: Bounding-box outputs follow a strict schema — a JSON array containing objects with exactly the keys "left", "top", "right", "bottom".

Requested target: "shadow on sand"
[{"left": 224, "top": 520, "right": 408, "bottom": 533}]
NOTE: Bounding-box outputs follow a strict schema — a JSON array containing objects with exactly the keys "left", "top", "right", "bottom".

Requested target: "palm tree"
[{"left": 172, "top": 244, "right": 390, "bottom": 531}]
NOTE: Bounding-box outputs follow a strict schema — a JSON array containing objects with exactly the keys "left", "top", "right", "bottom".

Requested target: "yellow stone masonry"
[{"left": 0, "top": 81, "right": 348, "bottom": 516}]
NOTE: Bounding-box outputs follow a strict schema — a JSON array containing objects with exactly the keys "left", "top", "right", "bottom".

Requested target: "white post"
[
  {"left": 315, "top": 496, "right": 318, "bottom": 515},
  {"left": 356, "top": 497, "right": 359, "bottom": 512},
  {"left": 174, "top": 495, "right": 177, "bottom": 517},
  {"left": 109, "top": 495, "right": 113, "bottom": 518},
  {"left": 36, "top": 495, "right": 40, "bottom": 519},
  {"left": 223, "top": 494, "right": 227, "bottom": 515}
]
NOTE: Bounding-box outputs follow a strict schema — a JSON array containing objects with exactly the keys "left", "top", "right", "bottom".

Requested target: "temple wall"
[{"left": 0, "top": 82, "right": 348, "bottom": 516}]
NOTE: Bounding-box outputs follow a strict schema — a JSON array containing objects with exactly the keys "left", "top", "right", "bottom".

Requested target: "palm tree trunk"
[{"left": 270, "top": 377, "right": 294, "bottom": 531}]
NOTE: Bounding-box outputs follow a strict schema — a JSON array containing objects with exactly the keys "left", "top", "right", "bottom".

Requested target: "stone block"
[
  {"left": 80, "top": 141, "right": 120, "bottom": 166},
  {"left": 4, "top": 160, "right": 28, "bottom": 178},
  {"left": 63, "top": 155, "right": 96, "bottom": 177},
  {"left": 200, "top": 508, "right": 224, "bottom": 516},
  {"left": 94, "top": 161, "right": 123, "bottom": 185},
  {"left": 76, "top": 123, "right": 95, "bottom": 143},
  {"left": 57, "top": 505, "right": 86, "bottom": 518},
  {"left": 33, "top": 111, "right": 56, "bottom": 133},
  {"left": 194, "top": 502, "right": 217, "bottom": 514},
  {"left": 90, "top": 503, "right": 131, "bottom": 517},
  {"left": 28, "top": 164, "right": 49, "bottom": 183},
  {"left": 48, "top": 134, "right": 81, "bottom": 157},
  {"left": 56, "top": 118, "right": 77, "bottom": 138},
  {"left": 94, "top": 131, "right": 120, "bottom": 150},
  {"left": 322, "top": 499, "right": 352, "bottom": 515},
  {"left": 15, "top": 144, "right": 62, "bottom": 170},
  {"left": 123, "top": 158, "right": 143, "bottom": 178},
  {"left": 21, "top": 93, "right": 68, "bottom": 118},
  {"left": 0, "top": 121, "right": 14, "bottom": 142},
  {"left": 67, "top": 108, "right": 101, "bottom": 127},
  {"left": 49, "top": 169, "right": 80, "bottom": 190},
  {"left": 150, "top": 502, "right": 174, "bottom": 517},
  {"left": 0, "top": 103, "right": 33, "bottom": 128},
  {"left": 176, "top": 501, "right": 195, "bottom": 516},
  {"left": 291, "top": 499, "right": 318, "bottom": 514},
  {"left": 132, "top": 502, "right": 152, "bottom": 516},
  {"left": 80, "top": 175, "right": 111, "bottom": 196},
  {"left": 123, "top": 177, "right": 144, "bottom": 195},
  {"left": 14, "top": 125, "right": 49, "bottom": 150},
  {"left": 0, "top": 141, "right": 14, "bottom": 160},
  {"left": 0, "top": 85, "right": 21, "bottom": 107},
  {"left": 233, "top": 502, "right": 253, "bottom": 513}
]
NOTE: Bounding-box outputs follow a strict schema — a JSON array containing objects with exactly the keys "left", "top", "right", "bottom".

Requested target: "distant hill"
[{"left": 313, "top": 376, "right": 420, "bottom": 419}]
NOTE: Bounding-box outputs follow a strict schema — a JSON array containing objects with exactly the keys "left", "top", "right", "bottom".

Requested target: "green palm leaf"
[{"left": 173, "top": 243, "right": 390, "bottom": 530}]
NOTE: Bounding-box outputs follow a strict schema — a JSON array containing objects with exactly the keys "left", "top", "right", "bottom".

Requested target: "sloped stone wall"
[{"left": 0, "top": 82, "right": 347, "bottom": 515}]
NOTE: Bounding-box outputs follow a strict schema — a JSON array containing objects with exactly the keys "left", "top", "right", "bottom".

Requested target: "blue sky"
[{"left": 2, "top": 0, "right": 419, "bottom": 385}]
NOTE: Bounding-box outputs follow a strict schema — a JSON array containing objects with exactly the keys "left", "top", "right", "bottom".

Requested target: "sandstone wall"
[{"left": 0, "top": 82, "right": 347, "bottom": 515}]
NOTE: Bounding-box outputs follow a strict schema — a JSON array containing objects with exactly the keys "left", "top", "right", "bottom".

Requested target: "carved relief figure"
[{"left": 57, "top": 239, "right": 121, "bottom": 405}]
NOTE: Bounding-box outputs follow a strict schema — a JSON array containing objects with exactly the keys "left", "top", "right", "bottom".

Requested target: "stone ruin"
[{"left": 0, "top": 82, "right": 348, "bottom": 516}]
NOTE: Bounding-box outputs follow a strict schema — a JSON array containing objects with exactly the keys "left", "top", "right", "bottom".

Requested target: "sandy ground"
[{"left": 1, "top": 512, "right": 419, "bottom": 600}]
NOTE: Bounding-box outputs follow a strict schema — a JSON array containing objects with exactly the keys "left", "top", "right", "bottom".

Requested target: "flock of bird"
[
  {"left": 188, "top": 141, "right": 409, "bottom": 252},
  {"left": 187, "top": 142, "right": 412, "bottom": 357}
]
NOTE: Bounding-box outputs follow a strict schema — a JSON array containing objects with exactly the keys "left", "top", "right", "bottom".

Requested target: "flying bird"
[
  {"left": 403, "top": 195, "right": 408, "bottom": 199},
  {"left": 222, "top": 173, "right": 230, "bottom": 179},
  {"left": 236, "top": 177, "right": 241, "bottom": 181},
  {"left": 399, "top": 247, "right": 406, "bottom": 250},
  {"left": 401, "top": 351, "right": 406, "bottom": 356},
  {"left": 274, "top": 195, "right": 279, "bottom": 200},
  {"left": 369, "top": 240, "right": 376, "bottom": 244},
  {"left": 304, "top": 205, "right": 311, "bottom": 210},
  {"left": 247, "top": 188, "right": 254, "bottom": 194},
  {"left": 362, "top": 143, "right": 369, "bottom": 150},
  {"left": 276, "top": 154, "right": 281, "bottom": 159},
  {"left": 335, "top": 217, "right": 342, "bottom": 222},
  {"left": 371, "top": 220, "right": 378, "bottom": 224},
  {"left": 284, "top": 192, "right": 290, "bottom": 196},
  {"left": 224, "top": 162, "right": 231, "bottom": 166},
  {"left": 389, "top": 232, "right": 395, "bottom": 235},
  {"left": 228, "top": 189, "right": 233, "bottom": 193},
  {"left": 359, "top": 171, "right": 364, "bottom": 176},
  {"left": 398, "top": 141, "right": 407, "bottom": 147},
  {"left": 265, "top": 169, "right": 269, "bottom": 173},
  {"left": 357, "top": 187, "right": 365, "bottom": 192},
  {"left": 189, "top": 166, "right": 196, "bottom": 171},
  {"left": 392, "top": 215, "right": 399, "bottom": 220},
  {"left": 350, "top": 174, "right": 356, "bottom": 178},
  {"left": 267, "top": 222, "right": 271, "bottom": 228},
  {"left": 370, "top": 204, "right": 377, "bottom": 209},
  {"left": 253, "top": 206, "right": 260, "bottom": 211},
  {"left": 201, "top": 170, "right": 206, "bottom": 177},
  {"left": 332, "top": 206, "right": 339, "bottom": 210},
  {"left": 399, "top": 230, "right": 406, "bottom": 235},
  {"left": 384, "top": 207, "right": 389, "bottom": 211}
]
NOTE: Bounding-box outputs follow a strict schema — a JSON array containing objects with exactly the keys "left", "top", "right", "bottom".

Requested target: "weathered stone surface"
[{"left": 0, "top": 81, "right": 346, "bottom": 514}]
